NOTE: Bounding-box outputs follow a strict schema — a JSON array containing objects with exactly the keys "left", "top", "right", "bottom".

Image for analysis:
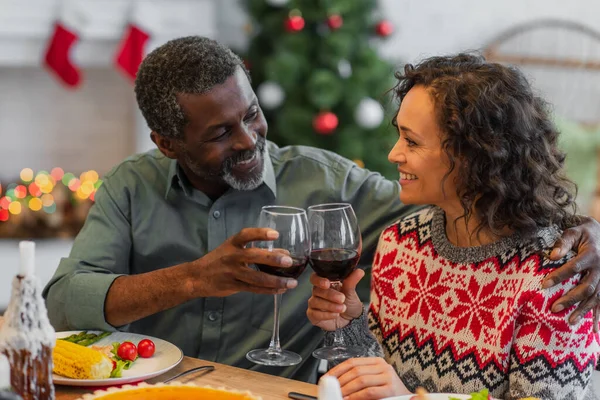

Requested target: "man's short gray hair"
[{"left": 134, "top": 36, "right": 247, "bottom": 138}]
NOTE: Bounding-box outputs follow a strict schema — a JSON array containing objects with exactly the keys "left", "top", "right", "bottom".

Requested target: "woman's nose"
[{"left": 388, "top": 141, "right": 405, "bottom": 164}]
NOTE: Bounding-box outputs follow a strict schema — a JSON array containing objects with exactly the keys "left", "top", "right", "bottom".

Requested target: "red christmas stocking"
[
  {"left": 115, "top": 24, "right": 150, "bottom": 82},
  {"left": 44, "top": 22, "right": 82, "bottom": 88}
]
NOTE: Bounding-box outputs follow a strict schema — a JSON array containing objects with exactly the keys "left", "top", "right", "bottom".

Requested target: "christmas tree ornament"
[
  {"left": 43, "top": 4, "right": 86, "bottom": 88},
  {"left": 375, "top": 20, "right": 394, "bottom": 37},
  {"left": 266, "top": 0, "right": 289, "bottom": 6},
  {"left": 327, "top": 14, "right": 343, "bottom": 30},
  {"left": 337, "top": 59, "right": 352, "bottom": 78},
  {"left": 115, "top": 2, "right": 156, "bottom": 82},
  {"left": 313, "top": 111, "right": 338, "bottom": 135},
  {"left": 257, "top": 81, "right": 285, "bottom": 109},
  {"left": 285, "top": 15, "right": 305, "bottom": 32},
  {"left": 355, "top": 98, "right": 384, "bottom": 129}
]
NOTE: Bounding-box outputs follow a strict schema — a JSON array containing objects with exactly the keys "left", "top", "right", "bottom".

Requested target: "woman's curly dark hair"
[{"left": 393, "top": 53, "right": 579, "bottom": 238}]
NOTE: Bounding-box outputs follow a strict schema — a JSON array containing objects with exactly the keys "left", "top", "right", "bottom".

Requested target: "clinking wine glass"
[
  {"left": 308, "top": 203, "right": 365, "bottom": 361},
  {"left": 246, "top": 205, "right": 310, "bottom": 366}
]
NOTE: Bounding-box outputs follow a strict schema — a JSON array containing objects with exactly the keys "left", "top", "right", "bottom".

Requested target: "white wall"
[
  {"left": 0, "top": 67, "right": 136, "bottom": 180},
  {"left": 0, "top": 239, "right": 72, "bottom": 310},
  {"left": 376, "top": 0, "right": 600, "bottom": 62}
]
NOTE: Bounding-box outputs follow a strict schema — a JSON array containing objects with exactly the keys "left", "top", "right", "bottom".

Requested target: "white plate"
[
  {"left": 383, "top": 395, "right": 471, "bottom": 400},
  {"left": 53, "top": 330, "right": 183, "bottom": 387}
]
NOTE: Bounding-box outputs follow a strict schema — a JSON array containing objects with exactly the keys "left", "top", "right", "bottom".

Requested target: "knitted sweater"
[{"left": 329, "top": 207, "right": 600, "bottom": 400}]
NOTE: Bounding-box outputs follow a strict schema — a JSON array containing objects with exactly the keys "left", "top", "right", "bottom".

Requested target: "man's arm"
[
  {"left": 104, "top": 228, "right": 297, "bottom": 327},
  {"left": 543, "top": 216, "right": 600, "bottom": 330},
  {"left": 44, "top": 180, "right": 296, "bottom": 330}
]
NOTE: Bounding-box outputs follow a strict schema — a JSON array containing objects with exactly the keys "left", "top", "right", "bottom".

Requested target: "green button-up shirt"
[{"left": 43, "top": 141, "right": 415, "bottom": 382}]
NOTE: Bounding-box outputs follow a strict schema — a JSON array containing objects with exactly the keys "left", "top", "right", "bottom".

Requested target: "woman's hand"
[
  {"left": 306, "top": 269, "right": 365, "bottom": 331},
  {"left": 324, "top": 357, "right": 411, "bottom": 400},
  {"left": 543, "top": 216, "right": 600, "bottom": 331}
]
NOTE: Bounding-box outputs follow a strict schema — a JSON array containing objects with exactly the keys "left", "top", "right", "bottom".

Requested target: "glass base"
[
  {"left": 246, "top": 348, "right": 303, "bottom": 367},
  {"left": 312, "top": 345, "right": 366, "bottom": 361}
]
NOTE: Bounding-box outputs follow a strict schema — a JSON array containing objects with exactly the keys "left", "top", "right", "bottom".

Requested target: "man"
[{"left": 43, "top": 36, "right": 600, "bottom": 383}]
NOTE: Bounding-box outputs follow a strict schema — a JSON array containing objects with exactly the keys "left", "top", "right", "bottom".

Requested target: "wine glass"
[
  {"left": 246, "top": 205, "right": 311, "bottom": 366},
  {"left": 308, "top": 203, "right": 364, "bottom": 361}
]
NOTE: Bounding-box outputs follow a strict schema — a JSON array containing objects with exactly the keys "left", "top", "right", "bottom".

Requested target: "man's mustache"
[{"left": 222, "top": 136, "right": 266, "bottom": 171}]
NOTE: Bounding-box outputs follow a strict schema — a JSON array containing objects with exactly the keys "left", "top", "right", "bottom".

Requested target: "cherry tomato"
[
  {"left": 117, "top": 341, "right": 137, "bottom": 361},
  {"left": 137, "top": 339, "right": 156, "bottom": 358}
]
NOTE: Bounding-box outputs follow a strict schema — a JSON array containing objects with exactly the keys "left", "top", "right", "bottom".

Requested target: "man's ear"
[{"left": 151, "top": 131, "right": 179, "bottom": 159}]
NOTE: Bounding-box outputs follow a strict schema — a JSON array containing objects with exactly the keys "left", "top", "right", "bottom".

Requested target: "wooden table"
[
  {"left": 55, "top": 356, "right": 318, "bottom": 400},
  {"left": 0, "top": 317, "right": 317, "bottom": 400}
]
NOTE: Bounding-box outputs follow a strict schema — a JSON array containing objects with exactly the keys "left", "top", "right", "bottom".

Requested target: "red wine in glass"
[
  {"left": 307, "top": 203, "right": 365, "bottom": 361},
  {"left": 309, "top": 249, "right": 360, "bottom": 281},
  {"left": 246, "top": 205, "right": 310, "bottom": 367},
  {"left": 256, "top": 256, "right": 309, "bottom": 279}
]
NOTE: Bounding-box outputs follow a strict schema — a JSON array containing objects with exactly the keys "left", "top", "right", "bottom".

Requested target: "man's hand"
[
  {"left": 543, "top": 216, "right": 600, "bottom": 331},
  {"left": 307, "top": 269, "right": 365, "bottom": 331},
  {"left": 323, "top": 357, "right": 411, "bottom": 400},
  {"left": 185, "top": 228, "right": 298, "bottom": 297}
]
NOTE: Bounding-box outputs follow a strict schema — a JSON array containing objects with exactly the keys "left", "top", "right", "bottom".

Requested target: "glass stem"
[
  {"left": 331, "top": 281, "right": 346, "bottom": 347},
  {"left": 268, "top": 293, "right": 283, "bottom": 353}
]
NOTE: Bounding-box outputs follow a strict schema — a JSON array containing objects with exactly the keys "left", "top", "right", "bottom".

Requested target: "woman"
[{"left": 307, "top": 54, "right": 599, "bottom": 400}]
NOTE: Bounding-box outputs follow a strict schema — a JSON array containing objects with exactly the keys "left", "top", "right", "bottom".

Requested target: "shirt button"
[
  {"left": 207, "top": 311, "right": 219, "bottom": 321},
  {"left": 213, "top": 210, "right": 221, "bottom": 219}
]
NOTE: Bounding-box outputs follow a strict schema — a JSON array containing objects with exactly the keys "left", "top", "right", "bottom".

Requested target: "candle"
[{"left": 19, "top": 241, "right": 35, "bottom": 277}]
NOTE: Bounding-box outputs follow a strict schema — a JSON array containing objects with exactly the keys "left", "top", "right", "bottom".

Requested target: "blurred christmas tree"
[{"left": 244, "top": 0, "right": 398, "bottom": 178}]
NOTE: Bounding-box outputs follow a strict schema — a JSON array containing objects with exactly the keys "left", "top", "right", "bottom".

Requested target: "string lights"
[{"left": 0, "top": 167, "right": 102, "bottom": 223}]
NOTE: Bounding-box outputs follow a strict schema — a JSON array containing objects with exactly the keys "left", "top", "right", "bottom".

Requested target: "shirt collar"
[{"left": 164, "top": 148, "right": 277, "bottom": 199}]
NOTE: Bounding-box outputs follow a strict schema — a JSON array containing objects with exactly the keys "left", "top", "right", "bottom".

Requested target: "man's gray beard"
[
  {"left": 182, "top": 144, "right": 266, "bottom": 192},
  {"left": 222, "top": 152, "right": 266, "bottom": 191}
]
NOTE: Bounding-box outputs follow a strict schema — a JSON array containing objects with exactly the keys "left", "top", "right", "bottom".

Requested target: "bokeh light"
[
  {"left": 28, "top": 182, "right": 42, "bottom": 197},
  {"left": 41, "top": 194, "right": 54, "bottom": 207},
  {"left": 43, "top": 203, "right": 57, "bottom": 214},
  {"left": 62, "top": 173, "right": 76, "bottom": 186},
  {"left": 14, "top": 185, "right": 27, "bottom": 199},
  {"left": 35, "top": 173, "right": 49, "bottom": 187},
  {"left": 20, "top": 168, "right": 34, "bottom": 182},
  {"left": 51, "top": 167, "right": 65, "bottom": 181},
  {"left": 29, "top": 198, "right": 43, "bottom": 211},
  {"left": 81, "top": 181, "right": 94, "bottom": 196},
  {"left": 8, "top": 201, "right": 22, "bottom": 215},
  {"left": 86, "top": 170, "right": 99, "bottom": 183},
  {"left": 68, "top": 178, "right": 81, "bottom": 191},
  {"left": 1, "top": 167, "right": 101, "bottom": 227}
]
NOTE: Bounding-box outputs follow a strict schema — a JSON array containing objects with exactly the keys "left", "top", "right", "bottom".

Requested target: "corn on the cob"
[{"left": 52, "top": 339, "right": 113, "bottom": 379}]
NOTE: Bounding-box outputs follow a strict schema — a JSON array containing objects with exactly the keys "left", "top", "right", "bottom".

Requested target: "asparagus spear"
[
  {"left": 77, "top": 331, "right": 111, "bottom": 346},
  {"left": 59, "top": 331, "right": 112, "bottom": 346},
  {"left": 61, "top": 331, "right": 87, "bottom": 343}
]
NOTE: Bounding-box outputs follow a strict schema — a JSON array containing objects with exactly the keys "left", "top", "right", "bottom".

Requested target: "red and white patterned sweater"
[{"left": 334, "top": 207, "right": 599, "bottom": 399}]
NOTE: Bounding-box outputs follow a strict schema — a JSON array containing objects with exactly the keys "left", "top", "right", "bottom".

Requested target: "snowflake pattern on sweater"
[{"left": 365, "top": 207, "right": 599, "bottom": 400}]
